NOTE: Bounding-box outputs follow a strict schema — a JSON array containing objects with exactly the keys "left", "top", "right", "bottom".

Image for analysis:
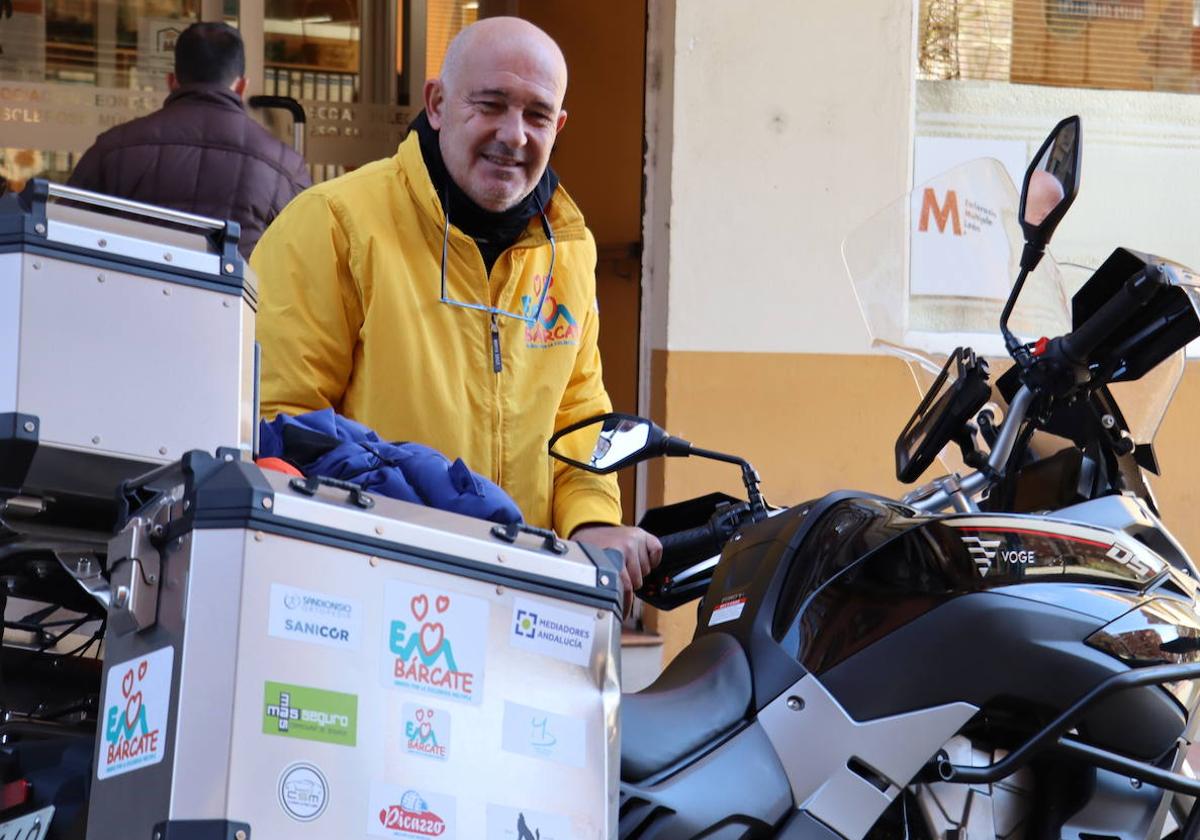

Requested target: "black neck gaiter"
[{"left": 411, "top": 110, "right": 559, "bottom": 274}]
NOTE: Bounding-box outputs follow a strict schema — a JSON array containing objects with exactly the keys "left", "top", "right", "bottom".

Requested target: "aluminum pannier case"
[
  {"left": 0, "top": 181, "right": 257, "bottom": 510},
  {"left": 87, "top": 451, "right": 623, "bottom": 840}
]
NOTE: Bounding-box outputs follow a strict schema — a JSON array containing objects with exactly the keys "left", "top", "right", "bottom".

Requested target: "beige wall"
[
  {"left": 650, "top": 0, "right": 918, "bottom": 356},
  {"left": 641, "top": 0, "right": 920, "bottom": 660}
]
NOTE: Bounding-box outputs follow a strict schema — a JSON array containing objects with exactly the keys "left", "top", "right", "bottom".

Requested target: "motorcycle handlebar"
[
  {"left": 1060, "top": 266, "right": 1161, "bottom": 364},
  {"left": 657, "top": 522, "right": 722, "bottom": 562}
]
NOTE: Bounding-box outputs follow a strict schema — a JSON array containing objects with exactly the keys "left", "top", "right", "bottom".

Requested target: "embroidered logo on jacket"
[{"left": 522, "top": 275, "right": 580, "bottom": 349}]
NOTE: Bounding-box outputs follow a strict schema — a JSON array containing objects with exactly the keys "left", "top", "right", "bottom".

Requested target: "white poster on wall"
[
  {"left": 0, "top": 1, "right": 46, "bottom": 81},
  {"left": 908, "top": 159, "right": 1020, "bottom": 301}
]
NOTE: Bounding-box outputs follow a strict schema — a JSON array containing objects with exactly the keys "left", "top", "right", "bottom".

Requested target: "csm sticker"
[
  {"left": 279, "top": 762, "right": 329, "bottom": 822},
  {"left": 263, "top": 681, "right": 358, "bottom": 747},
  {"left": 501, "top": 701, "right": 586, "bottom": 768},
  {"left": 269, "top": 583, "right": 362, "bottom": 650},
  {"left": 369, "top": 782, "right": 456, "bottom": 839},
  {"left": 510, "top": 597, "right": 595, "bottom": 667},
  {"left": 708, "top": 594, "right": 747, "bottom": 626},
  {"left": 486, "top": 804, "right": 570, "bottom": 840},
  {"left": 402, "top": 703, "right": 450, "bottom": 760},
  {"left": 384, "top": 583, "right": 489, "bottom": 705},
  {"left": 98, "top": 646, "right": 174, "bottom": 779}
]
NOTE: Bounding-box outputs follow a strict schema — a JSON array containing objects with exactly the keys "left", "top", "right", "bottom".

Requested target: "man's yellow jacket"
[{"left": 251, "top": 132, "right": 622, "bottom": 536}]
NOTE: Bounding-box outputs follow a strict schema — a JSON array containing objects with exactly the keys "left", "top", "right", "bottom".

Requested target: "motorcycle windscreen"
[
  {"left": 842, "top": 157, "right": 1072, "bottom": 475},
  {"left": 1093, "top": 256, "right": 1200, "bottom": 446}
]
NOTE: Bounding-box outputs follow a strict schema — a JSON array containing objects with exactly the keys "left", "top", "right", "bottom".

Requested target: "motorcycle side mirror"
[
  {"left": 548, "top": 412, "right": 691, "bottom": 474},
  {"left": 1018, "top": 115, "right": 1081, "bottom": 269},
  {"left": 1001, "top": 115, "right": 1082, "bottom": 359},
  {"left": 550, "top": 413, "right": 772, "bottom": 519}
]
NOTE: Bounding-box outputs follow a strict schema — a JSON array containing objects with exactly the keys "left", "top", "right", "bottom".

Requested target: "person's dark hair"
[{"left": 173, "top": 22, "right": 245, "bottom": 86}]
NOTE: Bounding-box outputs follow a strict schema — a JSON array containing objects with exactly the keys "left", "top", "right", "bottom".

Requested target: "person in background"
[
  {"left": 251, "top": 17, "right": 660, "bottom": 612},
  {"left": 68, "top": 21, "right": 309, "bottom": 259}
]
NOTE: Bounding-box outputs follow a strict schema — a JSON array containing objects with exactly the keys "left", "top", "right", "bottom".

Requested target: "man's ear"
[
  {"left": 166, "top": 72, "right": 180, "bottom": 91},
  {"left": 555, "top": 108, "right": 568, "bottom": 134},
  {"left": 424, "top": 79, "right": 445, "bottom": 129},
  {"left": 231, "top": 76, "right": 248, "bottom": 97}
]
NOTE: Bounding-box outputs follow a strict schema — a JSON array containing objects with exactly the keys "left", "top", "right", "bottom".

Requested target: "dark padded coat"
[{"left": 67, "top": 85, "right": 310, "bottom": 259}]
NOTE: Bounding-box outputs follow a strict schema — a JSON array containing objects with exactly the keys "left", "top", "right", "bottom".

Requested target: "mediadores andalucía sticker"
[
  {"left": 98, "top": 646, "right": 174, "bottom": 779},
  {"left": 510, "top": 597, "right": 595, "bottom": 667},
  {"left": 383, "top": 582, "right": 489, "bottom": 704}
]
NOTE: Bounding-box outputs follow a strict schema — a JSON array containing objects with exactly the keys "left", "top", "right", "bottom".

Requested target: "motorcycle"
[{"left": 549, "top": 116, "right": 1200, "bottom": 839}]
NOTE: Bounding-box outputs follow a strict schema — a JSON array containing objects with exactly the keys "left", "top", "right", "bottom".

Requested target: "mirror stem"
[
  {"left": 688, "top": 445, "right": 769, "bottom": 519},
  {"left": 1000, "top": 265, "right": 1034, "bottom": 363}
]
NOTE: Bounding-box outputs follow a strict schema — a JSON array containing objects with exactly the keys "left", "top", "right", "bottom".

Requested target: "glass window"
[
  {"left": 0, "top": 0, "right": 195, "bottom": 191},
  {"left": 918, "top": 0, "right": 1200, "bottom": 93}
]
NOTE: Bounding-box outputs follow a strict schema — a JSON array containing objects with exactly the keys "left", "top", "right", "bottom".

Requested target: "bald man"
[{"left": 252, "top": 17, "right": 660, "bottom": 609}]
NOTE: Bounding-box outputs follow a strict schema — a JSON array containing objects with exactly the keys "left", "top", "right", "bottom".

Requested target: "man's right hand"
[{"left": 570, "top": 524, "right": 663, "bottom": 616}]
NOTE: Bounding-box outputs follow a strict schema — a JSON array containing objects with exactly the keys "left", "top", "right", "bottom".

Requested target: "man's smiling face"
[{"left": 425, "top": 19, "right": 568, "bottom": 213}]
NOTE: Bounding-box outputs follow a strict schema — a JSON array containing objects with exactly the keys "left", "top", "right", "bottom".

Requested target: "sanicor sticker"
[
  {"left": 268, "top": 583, "right": 362, "bottom": 650},
  {"left": 383, "top": 582, "right": 489, "bottom": 704},
  {"left": 98, "top": 646, "right": 174, "bottom": 779},
  {"left": 510, "top": 597, "right": 595, "bottom": 667}
]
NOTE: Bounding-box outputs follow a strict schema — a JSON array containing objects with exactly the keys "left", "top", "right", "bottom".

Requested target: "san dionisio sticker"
[
  {"left": 510, "top": 597, "right": 595, "bottom": 667},
  {"left": 268, "top": 583, "right": 362, "bottom": 650},
  {"left": 383, "top": 583, "right": 488, "bottom": 704},
  {"left": 369, "top": 782, "right": 456, "bottom": 838},
  {"left": 98, "top": 646, "right": 174, "bottom": 779}
]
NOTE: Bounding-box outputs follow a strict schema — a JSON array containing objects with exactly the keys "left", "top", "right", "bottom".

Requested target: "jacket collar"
[
  {"left": 395, "top": 131, "right": 587, "bottom": 246},
  {"left": 164, "top": 84, "right": 245, "bottom": 112}
]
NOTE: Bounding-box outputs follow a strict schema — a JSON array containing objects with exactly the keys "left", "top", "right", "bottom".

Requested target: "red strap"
[{"left": 0, "top": 780, "right": 30, "bottom": 811}]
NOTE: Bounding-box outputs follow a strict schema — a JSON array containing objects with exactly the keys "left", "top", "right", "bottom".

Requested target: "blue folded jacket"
[{"left": 259, "top": 409, "right": 523, "bottom": 525}]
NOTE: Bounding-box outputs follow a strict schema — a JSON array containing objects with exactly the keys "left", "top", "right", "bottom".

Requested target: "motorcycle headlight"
[
  {"left": 1086, "top": 598, "right": 1200, "bottom": 667},
  {"left": 1086, "top": 598, "right": 1200, "bottom": 708}
]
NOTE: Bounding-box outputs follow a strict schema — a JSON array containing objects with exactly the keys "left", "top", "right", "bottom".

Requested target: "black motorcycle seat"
[{"left": 621, "top": 632, "right": 753, "bottom": 783}]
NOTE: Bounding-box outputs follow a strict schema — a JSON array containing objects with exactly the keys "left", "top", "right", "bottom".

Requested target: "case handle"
[
  {"left": 490, "top": 522, "right": 568, "bottom": 555},
  {"left": 289, "top": 475, "right": 375, "bottom": 509}
]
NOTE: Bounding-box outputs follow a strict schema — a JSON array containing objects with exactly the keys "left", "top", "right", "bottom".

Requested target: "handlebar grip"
[
  {"left": 1061, "top": 266, "right": 1162, "bottom": 363},
  {"left": 657, "top": 523, "right": 721, "bottom": 562}
]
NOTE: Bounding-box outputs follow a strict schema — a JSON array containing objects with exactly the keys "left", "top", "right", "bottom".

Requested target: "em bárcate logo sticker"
[{"left": 383, "top": 583, "right": 489, "bottom": 705}]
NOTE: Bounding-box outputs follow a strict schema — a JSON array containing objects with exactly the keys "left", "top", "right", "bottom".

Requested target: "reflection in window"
[
  {"left": 0, "top": 0, "right": 196, "bottom": 192},
  {"left": 919, "top": 0, "right": 1200, "bottom": 93}
]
